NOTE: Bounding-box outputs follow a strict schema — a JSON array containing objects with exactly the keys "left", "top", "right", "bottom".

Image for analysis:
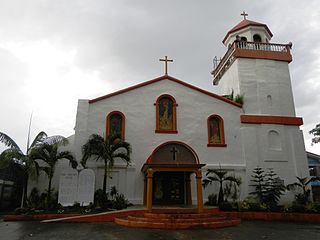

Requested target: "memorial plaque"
[
  {"left": 77, "top": 169, "right": 95, "bottom": 206},
  {"left": 58, "top": 169, "right": 78, "bottom": 206}
]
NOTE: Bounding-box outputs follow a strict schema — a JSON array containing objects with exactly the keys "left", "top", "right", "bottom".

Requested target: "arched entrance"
[{"left": 142, "top": 141, "right": 205, "bottom": 212}]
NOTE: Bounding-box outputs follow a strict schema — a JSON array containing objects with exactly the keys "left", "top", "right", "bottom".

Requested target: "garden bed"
[
  {"left": 3, "top": 213, "right": 81, "bottom": 221},
  {"left": 222, "top": 211, "right": 320, "bottom": 223}
]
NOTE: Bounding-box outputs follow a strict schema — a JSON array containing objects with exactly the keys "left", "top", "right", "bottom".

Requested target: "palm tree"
[
  {"left": 287, "top": 176, "right": 320, "bottom": 204},
  {"left": 29, "top": 136, "right": 77, "bottom": 208},
  {"left": 81, "top": 134, "right": 131, "bottom": 193},
  {"left": 203, "top": 168, "right": 241, "bottom": 204},
  {"left": 0, "top": 131, "right": 48, "bottom": 207}
]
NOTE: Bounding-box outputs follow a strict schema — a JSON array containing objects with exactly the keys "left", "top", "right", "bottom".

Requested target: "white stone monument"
[
  {"left": 77, "top": 169, "right": 95, "bottom": 205},
  {"left": 58, "top": 169, "right": 78, "bottom": 206}
]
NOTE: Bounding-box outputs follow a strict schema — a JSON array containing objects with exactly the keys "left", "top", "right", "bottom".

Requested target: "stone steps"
[
  {"left": 114, "top": 212, "right": 240, "bottom": 229},
  {"left": 127, "top": 215, "right": 227, "bottom": 223}
]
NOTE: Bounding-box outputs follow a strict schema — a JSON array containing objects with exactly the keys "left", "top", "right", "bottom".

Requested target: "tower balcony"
[{"left": 212, "top": 41, "right": 292, "bottom": 85}]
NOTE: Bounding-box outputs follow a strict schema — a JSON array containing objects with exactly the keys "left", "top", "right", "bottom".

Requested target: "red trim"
[
  {"left": 155, "top": 94, "right": 177, "bottom": 133},
  {"left": 240, "top": 115, "right": 303, "bottom": 126},
  {"left": 234, "top": 47, "right": 292, "bottom": 63},
  {"left": 88, "top": 75, "right": 242, "bottom": 108},
  {"left": 155, "top": 130, "right": 178, "bottom": 134},
  {"left": 106, "top": 111, "right": 126, "bottom": 140},
  {"left": 207, "top": 115, "right": 226, "bottom": 146},
  {"left": 146, "top": 141, "right": 200, "bottom": 165},
  {"left": 207, "top": 144, "right": 227, "bottom": 147}
]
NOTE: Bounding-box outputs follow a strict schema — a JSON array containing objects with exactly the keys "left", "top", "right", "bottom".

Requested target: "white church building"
[{"left": 34, "top": 16, "right": 310, "bottom": 209}]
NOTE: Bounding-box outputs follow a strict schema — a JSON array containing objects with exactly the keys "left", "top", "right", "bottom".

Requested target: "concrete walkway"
[{"left": 1, "top": 219, "right": 319, "bottom": 240}]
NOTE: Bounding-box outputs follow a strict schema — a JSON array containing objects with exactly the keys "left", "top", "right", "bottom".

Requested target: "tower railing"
[{"left": 212, "top": 41, "right": 292, "bottom": 84}]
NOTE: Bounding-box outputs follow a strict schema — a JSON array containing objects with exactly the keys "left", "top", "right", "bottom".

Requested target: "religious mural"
[
  {"left": 158, "top": 97, "right": 174, "bottom": 130},
  {"left": 109, "top": 114, "right": 122, "bottom": 137},
  {"left": 209, "top": 117, "right": 222, "bottom": 144}
]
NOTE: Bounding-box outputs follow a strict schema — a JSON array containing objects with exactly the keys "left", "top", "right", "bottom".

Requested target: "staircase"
[{"left": 114, "top": 209, "right": 240, "bottom": 229}]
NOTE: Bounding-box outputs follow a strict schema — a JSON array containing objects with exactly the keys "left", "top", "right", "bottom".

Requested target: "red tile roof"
[{"left": 223, "top": 19, "right": 273, "bottom": 44}]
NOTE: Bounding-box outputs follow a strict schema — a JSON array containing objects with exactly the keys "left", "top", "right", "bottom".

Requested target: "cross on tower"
[
  {"left": 170, "top": 146, "right": 178, "bottom": 161},
  {"left": 159, "top": 56, "right": 173, "bottom": 75},
  {"left": 241, "top": 11, "right": 248, "bottom": 20}
]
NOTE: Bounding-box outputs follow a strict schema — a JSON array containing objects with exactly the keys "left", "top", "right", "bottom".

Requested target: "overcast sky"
[{"left": 0, "top": 0, "right": 319, "bottom": 155}]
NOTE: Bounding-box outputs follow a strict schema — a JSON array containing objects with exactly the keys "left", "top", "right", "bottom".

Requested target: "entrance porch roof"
[{"left": 141, "top": 163, "right": 205, "bottom": 173}]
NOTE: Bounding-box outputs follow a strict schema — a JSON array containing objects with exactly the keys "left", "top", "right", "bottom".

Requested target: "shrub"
[
  {"left": 250, "top": 167, "right": 285, "bottom": 206},
  {"left": 14, "top": 207, "right": 33, "bottom": 215},
  {"left": 290, "top": 204, "right": 306, "bottom": 213},
  {"left": 94, "top": 189, "right": 111, "bottom": 209},
  {"left": 238, "top": 200, "right": 250, "bottom": 211},
  {"left": 219, "top": 202, "right": 233, "bottom": 211},
  {"left": 234, "top": 94, "right": 244, "bottom": 104},
  {"left": 112, "top": 193, "right": 129, "bottom": 210},
  {"left": 305, "top": 202, "right": 319, "bottom": 213},
  {"left": 205, "top": 194, "right": 217, "bottom": 206},
  {"left": 26, "top": 188, "right": 41, "bottom": 209}
]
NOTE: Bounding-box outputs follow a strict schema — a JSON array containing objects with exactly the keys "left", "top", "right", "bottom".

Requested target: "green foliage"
[
  {"left": 29, "top": 136, "right": 77, "bottom": 209},
  {"left": 14, "top": 207, "right": 34, "bottom": 215},
  {"left": 26, "top": 188, "right": 41, "bottom": 208},
  {"left": 218, "top": 202, "right": 234, "bottom": 211},
  {"left": 0, "top": 131, "right": 48, "bottom": 188},
  {"left": 289, "top": 203, "right": 306, "bottom": 213},
  {"left": 238, "top": 200, "right": 250, "bottom": 211},
  {"left": 224, "top": 180, "right": 241, "bottom": 203},
  {"left": 203, "top": 168, "right": 241, "bottom": 204},
  {"left": 94, "top": 189, "right": 111, "bottom": 209},
  {"left": 112, "top": 193, "right": 129, "bottom": 210},
  {"left": 309, "top": 123, "right": 320, "bottom": 145},
  {"left": 286, "top": 176, "right": 320, "bottom": 205},
  {"left": 81, "top": 134, "right": 131, "bottom": 193},
  {"left": 249, "top": 167, "right": 266, "bottom": 203},
  {"left": 205, "top": 193, "right": 217, "bottom": 206},
  {"left": 224, "top": 89, "right": 234, "bottom": 101},
  {"left": 93, "top": 187, "right": 129, "bottom": 210},
  {"left": 250, "top": 167, "right": 285, "bottom": 206},
  {"left": 234, "top": 94, "right": 244, "bottom": 104},
  {"left": 264, "top": 169, "right": 286, "bottom": 206},
  {"left": 222, "top": 90, "right": 244, "bottom": 105}
]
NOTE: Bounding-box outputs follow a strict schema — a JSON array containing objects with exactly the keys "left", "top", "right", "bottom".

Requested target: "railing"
[
  {"left": 235, "top": 41, "right": 291, "bottom": 52},
  {"left": 212, "top": 41, "right": 292, "bottom": 84}
]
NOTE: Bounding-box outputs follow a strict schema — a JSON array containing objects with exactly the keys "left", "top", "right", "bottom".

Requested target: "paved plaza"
[{"left": 0, "top": 219, "right": 319, "bottom": 240}]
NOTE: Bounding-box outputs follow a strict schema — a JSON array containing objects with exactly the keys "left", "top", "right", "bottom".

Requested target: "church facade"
[{"left": 34, "top": 17, "right": 310, "bottom": 208}]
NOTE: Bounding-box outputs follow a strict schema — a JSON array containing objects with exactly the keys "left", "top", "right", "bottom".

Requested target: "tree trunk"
[
  {"left": 20, "top": 173, "right": 28, "bottom": 208},
  {"left": 218, "top": 181, "right": 224, "bottom": 204},
  {"left": 103, "top": 168, "right": 107, "bottom": 193},
  {"left": 47, "top": 175, "right": 52, "bottom": 209}
]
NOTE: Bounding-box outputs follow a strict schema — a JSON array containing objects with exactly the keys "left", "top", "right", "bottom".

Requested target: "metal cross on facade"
[
  {"left": 241, "top": 11, "right": 248, "bottom": 20},
  {"left": 159, "top": 56, "right": 173, "bottom": 75},
  {"left": 170, "top": 146, "right": 178, "bottom": 161}
]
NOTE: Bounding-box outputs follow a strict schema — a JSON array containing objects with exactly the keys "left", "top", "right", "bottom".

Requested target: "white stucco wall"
[
  {"left": 71, "top": 79, "right": 244, "bottom": 204},
  {"left": 217, "top": 58, "right": 296, "bottom": 116},
  {"left": 29, "top": 74, "right": 308, "bottom": 206}
]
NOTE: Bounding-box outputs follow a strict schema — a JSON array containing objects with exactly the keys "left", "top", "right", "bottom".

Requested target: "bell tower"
[{"left": 212, "top": 13, "right": 295, "bottom": 116}]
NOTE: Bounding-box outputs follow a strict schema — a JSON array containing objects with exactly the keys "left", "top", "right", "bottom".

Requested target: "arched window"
[
  {"left": 155, "top": 95, "right": 177, "bottom": 133},
  {"left": 207, "top": 115, "right": 226, "bottom": 147},
  {"left": 240, "top": 36, "right": 247, "bottom": 48},
  {"left": 253, "top": 34, "right": 262, "bottom": 42},
  {"left": 241, "top": 36, "right": 247, "bottom": 41},
  {"left": 253, "top": 34, "right": 262, "bottom": 50},
  {"left": 268, "top": 130, "right": 281, "bottom": 150},
  {"left": 106, "top": 111, "right": 125, "bottom": 140},
  {"left": 267, "top": 95, "right": 272, "bottom": 106}
]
